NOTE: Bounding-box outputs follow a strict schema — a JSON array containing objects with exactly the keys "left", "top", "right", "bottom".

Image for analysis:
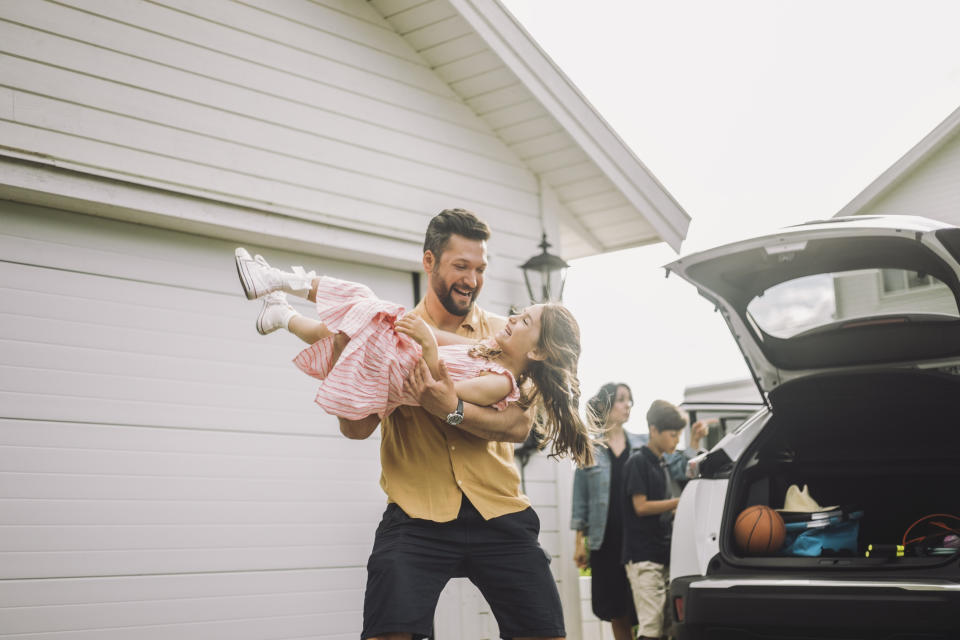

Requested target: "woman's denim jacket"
[{"left": 571, "top": 432, "right": 695, "bottom": 550}]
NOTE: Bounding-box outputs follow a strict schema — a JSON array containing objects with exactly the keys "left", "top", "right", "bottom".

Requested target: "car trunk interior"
[{"left": 724, "top": 369, "right": 960, "bottom": 569}]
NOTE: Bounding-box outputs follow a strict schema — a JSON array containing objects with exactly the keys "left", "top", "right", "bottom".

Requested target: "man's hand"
[{"left": 406, "top": 358, "right": 457, "bottom": 418}]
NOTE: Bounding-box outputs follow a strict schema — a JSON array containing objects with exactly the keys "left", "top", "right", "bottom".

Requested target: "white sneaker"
[
  {"left": 235, "top": 248, "right": 282, "bottom": 300},
  {"left": 234, "top": 248, "right": 316, "bottom": 299},
  {"left": 256, "top": 291, "right": 297, "bottom": 335}
]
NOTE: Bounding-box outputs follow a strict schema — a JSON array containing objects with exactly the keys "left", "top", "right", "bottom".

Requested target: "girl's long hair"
[{"left": 516, "top": 304, "right": 596, "bottom": 468}]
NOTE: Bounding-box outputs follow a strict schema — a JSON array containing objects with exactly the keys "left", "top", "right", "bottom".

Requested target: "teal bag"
[{"left": 783, "top": 511, "right": 863, "bottom": 556}]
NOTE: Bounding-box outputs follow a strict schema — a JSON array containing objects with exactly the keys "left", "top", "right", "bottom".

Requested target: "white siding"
[
  {"left": 857, "top": 129, "right": 960, "bottom": 226},
  {"left": 0, "top": 0, "right": 543, "bottom": 304},
  {"left": 0, "top": 1, "right": 580, "bottom": 635},
  {"left": 0, "top": 200, "right": 408, "bottom": 637}
]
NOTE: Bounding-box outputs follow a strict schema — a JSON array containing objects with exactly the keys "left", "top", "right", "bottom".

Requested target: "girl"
[{"left": 235, "top": 248, "right": 594, "bottom": 467}]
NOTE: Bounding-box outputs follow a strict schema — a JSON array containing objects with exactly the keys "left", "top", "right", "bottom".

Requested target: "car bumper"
[{"left": 670, "top": 575, "right": 960, "bottom": 640}]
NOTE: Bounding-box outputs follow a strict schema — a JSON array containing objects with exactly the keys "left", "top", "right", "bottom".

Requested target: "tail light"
[{"left": 674, "top": 595, "right": 684, "bottom": 622}]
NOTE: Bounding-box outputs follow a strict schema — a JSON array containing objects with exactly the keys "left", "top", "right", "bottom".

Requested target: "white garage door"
[{"left": 0, "top": 199, "right": 414, "bottom": 639}]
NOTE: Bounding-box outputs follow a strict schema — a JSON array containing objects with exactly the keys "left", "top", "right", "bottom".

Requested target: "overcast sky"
[{"left": 501, "top": 0, "right": 960, "bottom": 428}]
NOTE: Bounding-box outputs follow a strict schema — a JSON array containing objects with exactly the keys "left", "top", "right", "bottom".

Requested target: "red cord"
[{"left": 901, "top": 513, "right": 960, "bottom": 547}]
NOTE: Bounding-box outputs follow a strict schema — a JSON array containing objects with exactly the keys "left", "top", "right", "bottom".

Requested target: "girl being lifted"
[{"left": 234, "top": 248, "right": 594, "bottom": 467}]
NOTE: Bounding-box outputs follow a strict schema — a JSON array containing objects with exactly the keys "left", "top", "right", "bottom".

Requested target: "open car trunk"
[{"left": 721, "top": 369, "right": 960, "bottom": 570}]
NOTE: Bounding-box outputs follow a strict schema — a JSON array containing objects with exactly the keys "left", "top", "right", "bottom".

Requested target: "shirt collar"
[{"left": 414, "top": 299, "right": 483, "bottom": 336}]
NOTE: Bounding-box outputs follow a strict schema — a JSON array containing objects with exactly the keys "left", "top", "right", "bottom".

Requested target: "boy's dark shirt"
[{"left": 621, "top": 445, "right": 671, "bottom": 565}]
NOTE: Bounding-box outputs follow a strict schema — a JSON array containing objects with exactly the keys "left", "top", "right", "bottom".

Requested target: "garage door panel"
[
  {"left": 1, "top": 201, "right": 414, "bottom": 304},
  {"left": 1, "top": 365, "right": 312, "bottom": 413},
  {"left": 0, "top": 567, "right": 364, "bottom": 605},
  {"left": 0, "top": 340, "right": 305, "bottom": 394},
  {"left": 0, "top": 312, "right": 294, "bottom": 369},
  {"left": 0, "top": 391, "right": 338, "bottom": 433},
  {"left": 0, "top": 418, "right": 380, "bottom": 457},
  {"left": 1, "top": 261, "right": 314, "bottom": 346},
  {"left": 0, "top": 522, "right": 376, "bottom": 552},
  {"left": 2, "top": 588, "right": 360, "bottom": 635},
  {"left": 0, "top": 445, "right": 380, "bottom": 484},
  {"left": 0, "top": 543, "right": 373, "bottom": 579},
  {"left": 0, "top": 497, "right": 385, "bottom": 526}
]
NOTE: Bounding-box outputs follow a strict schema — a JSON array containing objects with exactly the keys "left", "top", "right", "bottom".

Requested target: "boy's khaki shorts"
[{"left": 625, "top": 560, "right": 669, "bottom": 638}]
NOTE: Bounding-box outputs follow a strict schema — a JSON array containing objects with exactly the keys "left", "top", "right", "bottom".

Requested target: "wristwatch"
[{"left": 445, "top": 398, "right": 464, "bottom": 426}]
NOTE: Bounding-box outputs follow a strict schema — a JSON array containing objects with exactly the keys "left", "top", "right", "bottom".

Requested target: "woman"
[
  {"left": 571, "top": 382, "right": 642, "bottom": 640},
  {"left": 571, "top": 383, "right": 705, "bottom": 639}
]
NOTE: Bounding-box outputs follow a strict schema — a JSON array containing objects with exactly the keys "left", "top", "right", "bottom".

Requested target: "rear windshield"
[{"left": 747, "top": 268, "right": 960, "bottom": 338}]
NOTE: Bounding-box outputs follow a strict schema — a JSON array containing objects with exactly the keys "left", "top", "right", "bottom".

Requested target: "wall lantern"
[{"left": 520, "top": 232, "right": 569, "bottom": 304}]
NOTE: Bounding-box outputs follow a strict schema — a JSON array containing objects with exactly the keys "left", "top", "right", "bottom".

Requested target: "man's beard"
[{"left": 433, "top": 274, "right": 475, "bottom": 317}]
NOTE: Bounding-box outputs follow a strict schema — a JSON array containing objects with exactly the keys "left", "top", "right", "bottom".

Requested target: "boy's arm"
[
  {"left": 624, "top": 454, "right": 680, "bottom": 516},
  {"left": 405, "top": 359, "right": 532, "bottom": 442},
  {"left": 453, "top": 373, "right": 513, "bottom": 408},
  {"left": 631, "top": 493, "right": 681, "bottom": 517}
]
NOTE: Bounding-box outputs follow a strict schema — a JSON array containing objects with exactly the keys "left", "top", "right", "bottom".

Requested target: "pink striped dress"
[{"left": 292, "top": 276, "right": 521, "bottom": 420}]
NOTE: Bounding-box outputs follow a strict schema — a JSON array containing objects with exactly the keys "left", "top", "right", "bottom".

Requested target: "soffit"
[{"left": 369, "top": 0, "right": 690, "bottom": 258}]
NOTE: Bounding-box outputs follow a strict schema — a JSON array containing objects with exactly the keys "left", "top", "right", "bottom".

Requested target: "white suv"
[{"left": 666, "top": 216, "right": 960, "bottom": 640}]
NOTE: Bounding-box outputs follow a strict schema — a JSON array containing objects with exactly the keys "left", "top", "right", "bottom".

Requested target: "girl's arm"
[
  {"left": 433, "top": 327, "right": 478, "bottom": 346},
  {"left": 395, "top": 314, "right": 441, "bottom": 378},
  {"left": 453, "top": 373, "right": 512, "bottom": 407}
]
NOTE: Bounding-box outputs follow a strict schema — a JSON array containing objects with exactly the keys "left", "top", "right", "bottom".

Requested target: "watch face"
[{"left": 446, "top": 413, "right": 463, "bottom": 426}]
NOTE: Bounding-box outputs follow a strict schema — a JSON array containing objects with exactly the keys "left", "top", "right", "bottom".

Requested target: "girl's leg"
[
  {"left": 287, "top": 315, "right": 351, "bottom": 366},
  {"left": 288, "top": 315, "right": 334, "bottom": 344}
]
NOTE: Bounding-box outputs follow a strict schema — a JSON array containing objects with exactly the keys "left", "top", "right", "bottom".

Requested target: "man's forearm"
[{"left": 455, "top": 403, "right": 532, "bottom": 442}]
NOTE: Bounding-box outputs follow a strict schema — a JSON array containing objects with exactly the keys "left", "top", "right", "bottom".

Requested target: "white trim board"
[{"left": 0, "top": 155, "right": 424, "bottom": 272}]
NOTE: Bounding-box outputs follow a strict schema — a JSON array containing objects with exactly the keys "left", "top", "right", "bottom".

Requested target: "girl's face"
[
  {"left": 607, "top": 385, "right": 633, "bottom": 426},
  {"left": 496, "top": 304, "right": 545, "bottom": 360}
]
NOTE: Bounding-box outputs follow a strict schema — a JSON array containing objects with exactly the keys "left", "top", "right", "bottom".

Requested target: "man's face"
[{"left": 425, "top": 234, "right": 488, "bottom": 317}]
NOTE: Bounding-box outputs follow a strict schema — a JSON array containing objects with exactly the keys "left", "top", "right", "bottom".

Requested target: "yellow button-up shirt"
[{"left": 378, "top": 300, "right": 530, "bottom": 521}]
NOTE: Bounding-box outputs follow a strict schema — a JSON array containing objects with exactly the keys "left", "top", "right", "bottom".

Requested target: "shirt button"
[
  {"left": 450, "top": 445, "right": 456, "bottom": 451},
  {"left": 457, "top": 480, "right": 463, "bottom": 485}
]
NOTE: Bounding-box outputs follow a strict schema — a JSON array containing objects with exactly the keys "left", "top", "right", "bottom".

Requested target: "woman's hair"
[
  {"left": 586, "top": 382, "right": 633, "bottom": 433},
  {"left": 517, "top": 304, "right": 596, "bottom": 468}
]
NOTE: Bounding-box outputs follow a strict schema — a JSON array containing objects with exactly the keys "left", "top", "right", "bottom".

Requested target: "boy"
[{"left": 621, "top": 399, "right": 688, "bottom": 640}]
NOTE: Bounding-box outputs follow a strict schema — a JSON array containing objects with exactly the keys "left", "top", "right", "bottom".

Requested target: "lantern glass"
[{"left": 520, "top": 233, "right": 569, "bottom": 303}]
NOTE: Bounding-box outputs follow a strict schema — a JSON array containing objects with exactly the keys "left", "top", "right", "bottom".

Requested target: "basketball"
[{"left": 734, "top": 505, "right": 786, "bottom": 554}]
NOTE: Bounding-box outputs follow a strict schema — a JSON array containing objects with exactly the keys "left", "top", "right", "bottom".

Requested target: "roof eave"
[
  {"left": 450, "top": 0, "right": 691, "bottom": 251},
  {"left": 835, "top": 104, "right": 960, "bottom": 217}
]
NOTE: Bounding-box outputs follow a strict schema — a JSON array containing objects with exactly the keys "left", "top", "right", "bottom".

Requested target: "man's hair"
[
  {"left": 423, "top": 208, "right": 490, "bottom": 259},
  {"left": 646, "top": 399, "right": 687, "bottom": 432}
]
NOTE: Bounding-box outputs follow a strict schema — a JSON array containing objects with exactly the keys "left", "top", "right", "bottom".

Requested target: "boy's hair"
[
  {"left": 646, "top": 399, "right": 687, "bottom": 432},
  {"left": 520, "top": 304, "right": 596, "bottom": 468},
  {"left": 423, "top": 209, "right": 490, "bottom": 259}
]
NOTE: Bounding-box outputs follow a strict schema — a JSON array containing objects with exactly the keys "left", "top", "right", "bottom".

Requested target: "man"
[
  {"left": 621, "top": 400, "right": 700, "bottom": 640},
  {"left": 339, "top": 209, "right": 565, "bottom": 640}
]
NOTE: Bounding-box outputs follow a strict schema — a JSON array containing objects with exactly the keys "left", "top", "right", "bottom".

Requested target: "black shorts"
[{"left": 361, "top": 497, "right": 565, "bottom": 639}]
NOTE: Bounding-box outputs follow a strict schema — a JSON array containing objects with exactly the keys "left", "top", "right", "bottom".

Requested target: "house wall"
[
  {"left": 0, "top": 1, "right": 575, "bottom": 637},
  {"left": 0, "top": 0, "right": 545, "bottom": 309},
  {"left": 856, "top": 129, "right": 960, "bottom": 226},
  {"left": 834, "top": 271, "right": 957, "bottom": 319}
]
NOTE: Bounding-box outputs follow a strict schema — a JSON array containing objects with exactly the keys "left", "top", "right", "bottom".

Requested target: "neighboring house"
[
  {"left": 0, "top": 1, "right": 689, "bottom": 638},
  {"left": 680, "top": 378, "right": 763, "bottom": 449},
  {"left": 829, "top": 104, "right": 960, "bottom": 324}
]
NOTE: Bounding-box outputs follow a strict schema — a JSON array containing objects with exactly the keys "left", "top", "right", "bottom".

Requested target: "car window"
[{"left": 746, "top": 269, "right": 960, "bottom": 338}]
